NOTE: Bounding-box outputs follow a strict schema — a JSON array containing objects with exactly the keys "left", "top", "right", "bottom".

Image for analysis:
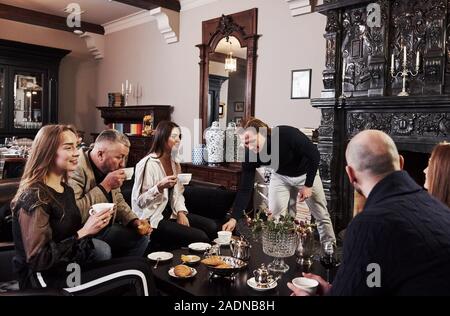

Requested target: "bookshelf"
[{"left": 95, "top": 105, "right": 173, "bottom": 167}]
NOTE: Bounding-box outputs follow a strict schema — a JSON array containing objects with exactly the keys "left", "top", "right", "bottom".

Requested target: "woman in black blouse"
[{"left": 12, "top": 125, "right": 155, "bottom": 295}]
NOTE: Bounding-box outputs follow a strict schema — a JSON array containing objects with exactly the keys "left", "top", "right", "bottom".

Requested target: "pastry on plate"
[
  {"left": 215, "top": 263, "right": 232, "bottom": 269},
  {"left": 181, "top": 255, "right": 200, "bottom": 263},
  {"left": 174, "top": 264, "right": 192, "bottom": 277},
  {"left": 201, "top": 256, "right": 225, "bottom": 266}
]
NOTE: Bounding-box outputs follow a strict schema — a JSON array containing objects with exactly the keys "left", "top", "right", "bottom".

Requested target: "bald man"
[{"left": 288, "top": 130, "right": 450, "bottom": 296}]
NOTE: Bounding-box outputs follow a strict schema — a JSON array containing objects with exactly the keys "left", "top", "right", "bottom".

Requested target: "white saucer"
[
  {"left": 147, "top": 251, "right": 173, "bottom": 261},
  {"left": 188, "top": 242, "right": 211, "bottom": 252},
  {"left": 213, "top": 238, "right": 230, "bottom": 246},
  {"left": 247, "top": 277, "right": 277, "bottom": 291},
  {"left": 168, "top": 267, "right": 197, "bottom": 279}
]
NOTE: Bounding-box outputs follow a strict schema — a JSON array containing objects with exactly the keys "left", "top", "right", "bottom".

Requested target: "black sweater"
[
  {"left": 12, "top": 183, "right": 94, "bottom": 289},
  {"left": 329, "top": 171, "right": 450, "bottom": 295},
  {"left": 231, "top": 126, "right": 320, "bottom": 219}
]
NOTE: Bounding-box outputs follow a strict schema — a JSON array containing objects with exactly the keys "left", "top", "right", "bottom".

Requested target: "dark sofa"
[{"left": 0, "top": 177, "right": 237, "bottom": 285}]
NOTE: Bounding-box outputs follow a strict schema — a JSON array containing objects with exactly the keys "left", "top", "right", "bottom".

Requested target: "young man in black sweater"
[
  {"left": 288, "top": 130, "right": 450, "bottom": 295},
  {"left": 222, "top": 118, "right": 336, "bottom": 245}
]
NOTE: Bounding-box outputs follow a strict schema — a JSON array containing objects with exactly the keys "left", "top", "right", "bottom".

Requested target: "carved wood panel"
[{"left": 347, "top": 111, "right": 450, "bottom": 138}]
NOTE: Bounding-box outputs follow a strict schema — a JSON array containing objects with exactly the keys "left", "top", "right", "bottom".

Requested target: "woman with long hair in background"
[{"left": 424, "top": 142, "right": 450, "bottom": 208}]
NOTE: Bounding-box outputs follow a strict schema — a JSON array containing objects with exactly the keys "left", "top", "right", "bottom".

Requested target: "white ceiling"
[
  {"left": 0, "top": 0, "right": 143, "bottom": 25},
  {"left": 215, "top": 36, "right": 247, "bottom": 59}
]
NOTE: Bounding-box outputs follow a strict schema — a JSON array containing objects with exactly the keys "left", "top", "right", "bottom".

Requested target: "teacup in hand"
[
  {"left": 177, "top": 173, "right": 192, "bottom": 185},
  {"left": 123, "top": 167, "right": 134, "bottom": 180},
  {"left": 89, "top": 203, "right": 115, "bottom": 216},
  {"left": 292, "top": 277, "right": 319, "bottom": 295}
]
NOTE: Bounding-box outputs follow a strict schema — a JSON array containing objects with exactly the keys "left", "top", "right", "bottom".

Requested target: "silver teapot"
[
  {"left": 253, "top": 263, "right": 274, "bottom": 286},
  {"left": 230, "top": 236, "right": 251, "bottom": 261}
]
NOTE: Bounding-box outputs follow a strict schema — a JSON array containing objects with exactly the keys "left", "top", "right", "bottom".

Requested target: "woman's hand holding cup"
[
  {"left": 78, "top": 208, "right": 113, "bottom": 239},
  {"left": 157, "top": 175, "right": 177, "bottom": 193}
]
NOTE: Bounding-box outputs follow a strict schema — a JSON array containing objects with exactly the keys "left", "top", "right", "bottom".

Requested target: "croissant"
[
  {"left": 174, "top": 265, "right": 192, "bottom": 277},
  {"left": 201, "top": 256, "right": 225, "bottom": 266}
]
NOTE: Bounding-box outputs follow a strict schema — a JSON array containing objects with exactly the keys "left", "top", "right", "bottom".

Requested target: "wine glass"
[
  {"left": 4, "top": 137, "right": 11, "bottom": 148},
  {"left": 320, "top": 241, "right": 337, "bottom": 282}
]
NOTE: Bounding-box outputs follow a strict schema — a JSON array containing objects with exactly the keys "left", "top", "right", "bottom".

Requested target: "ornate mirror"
[{"left": 197, "top": 8, "right": 260, "bottom": 134}]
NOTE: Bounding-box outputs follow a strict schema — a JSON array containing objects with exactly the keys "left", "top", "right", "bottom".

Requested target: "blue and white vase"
[
  {"left": 225, "top": 122, "right": 238, "bottom": 162},
  {"left": 192, "top": 145, "right": 205, "bottom": 165},
  {"left": 205, "top": 121, "right": 224, "bottom": 166}
]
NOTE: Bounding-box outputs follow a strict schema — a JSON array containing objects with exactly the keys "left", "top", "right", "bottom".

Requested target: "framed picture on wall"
[
  {"left": 16, "top": 75, "right": 36, "bottom": 90},
  {"left": 235, "top": 116, "right": 243, "bottom": 125},
  {"left": 291, "top": 69, "right": 312, "bottom": 99},
  {"left": 234, "top": 101, "right": 244, "bottom": 112}
]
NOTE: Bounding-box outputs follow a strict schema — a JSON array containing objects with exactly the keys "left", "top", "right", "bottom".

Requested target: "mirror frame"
[{"left": 197, "top": 8, "right": 260, "bottom": 135}]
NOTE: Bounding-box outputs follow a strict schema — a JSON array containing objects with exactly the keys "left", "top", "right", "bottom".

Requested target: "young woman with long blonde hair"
[{"left": 12, "top": 125, "right": 155, "bottom": 295}]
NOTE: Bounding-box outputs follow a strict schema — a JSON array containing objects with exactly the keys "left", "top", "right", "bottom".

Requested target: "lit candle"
[
  {"left": 342, "top": 60, "right": 346, "bottom": 80},
  {"left": 126, "top": 80, "right": 129, "bottom": 91},
  {"left": 403, "top": 46, "right": 407, "bottom": 67},
  {"left": 129, "top": 83, "right": 132, "bottom": 93},
  {"left": 121, "top": 83, "right": 124, "bottom": 95},
  {"left": 391, "top": 53, "right": 395, "bottom": 72},
  {"left": 416, "top": 51, "right": 420, "bottom": 69}
]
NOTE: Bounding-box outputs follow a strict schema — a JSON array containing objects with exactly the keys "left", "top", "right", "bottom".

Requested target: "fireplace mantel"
[{"left": 311, "top": 0, "right": 450, "bottom": 232}]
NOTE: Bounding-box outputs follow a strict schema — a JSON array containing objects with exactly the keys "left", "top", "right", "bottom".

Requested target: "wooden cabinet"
[
  {"left": 96, "top": 105, "right": 173, "bottom": 167},
  {"left": 0, "top": 39, "right": 70, "bottom": 140},
  {"left": 181, "top": 163, "right": 242, "bottom": 191}
]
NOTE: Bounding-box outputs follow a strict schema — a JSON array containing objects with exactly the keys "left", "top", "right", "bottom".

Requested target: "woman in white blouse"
[{"left": 131, "top": 121, "right": 218, "bottom": 249}]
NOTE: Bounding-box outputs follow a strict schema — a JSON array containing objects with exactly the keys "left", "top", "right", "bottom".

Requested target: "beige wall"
[
  {"left": 97, "top": 0, "right": 327, "bottom": 137},
  {"left": 0, "top": 19, "right": 98, "bottom": 141},
  {"left": 0, "top": 0, "right": 327, "bottom": 141}
]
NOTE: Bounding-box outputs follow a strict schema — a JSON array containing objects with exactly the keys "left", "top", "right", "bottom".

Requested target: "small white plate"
[
  {"left": 213, "top": 238, "right": 230, "bottom": 246},
  {"left": 147, "top": 251, "right": 173, "bottom": 261},
  {"left": 188, "top": 242, "right": 211, "bottom": 252},
  {"left": 247, "top": 277, "right": 277, "bottom": 291},
  {"left": 181, "top": 255, "right": 201, "bottom": 264},
  {"left": 168, "top": 267, "right": 197, "bottom": 279}
]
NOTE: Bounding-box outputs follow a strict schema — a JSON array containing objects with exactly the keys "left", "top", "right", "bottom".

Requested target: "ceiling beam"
[
  {"left": 0, "top": 3, "right": 104, "bottom": 35},
  {"left": 114, "top": 0, "right": 181, "bottom": 12}
]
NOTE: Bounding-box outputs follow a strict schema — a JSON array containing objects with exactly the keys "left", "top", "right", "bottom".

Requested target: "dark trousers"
[
  {"left": 151, "top": 213, "right": 219, "bottom": 250},
  {"left": 95, "top": 224, "right": 149, "bottom": 258}
]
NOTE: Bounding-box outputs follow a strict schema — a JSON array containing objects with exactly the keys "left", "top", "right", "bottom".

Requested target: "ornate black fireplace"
[{"left": 312, "top": 0, "right": 450, "bottom": 232}]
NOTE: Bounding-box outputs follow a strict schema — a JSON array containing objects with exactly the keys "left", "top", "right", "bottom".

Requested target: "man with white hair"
[
  {"left": 69, "top": 130, "right": 151, "bottom": 257},
  {"left": 288, "top": 130, "right": 450, "bottom": 295}
]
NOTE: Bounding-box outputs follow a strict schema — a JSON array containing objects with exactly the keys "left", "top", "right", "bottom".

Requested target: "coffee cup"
[
  {"left": 217, "top": 231, "right": 232, "bottom": 244},
  {"left": 177, "top": 173, "right": 192, "bottom": 185},
  {"left": 123, "top": 167, "right": 134, "bottom": 180},
  {"left": 292, "top": 277, "right": 319, "bottom": 295},
  {"left": 89, "top": 203, "right": 115, "bottom": 216}
]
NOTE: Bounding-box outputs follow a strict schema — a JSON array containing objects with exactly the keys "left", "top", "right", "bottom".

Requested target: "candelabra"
[
  {"left": 391, "top": 46, "right": 421, "bottom": 97},
  {"left": 133, "top": 84, "right": 142, "bottom": 105},
  {"left": 340, "top": 59, "right": 347, "bottom": 99},
  {"left": 121, "top": 80, "right": 132, "bottom": 106}
]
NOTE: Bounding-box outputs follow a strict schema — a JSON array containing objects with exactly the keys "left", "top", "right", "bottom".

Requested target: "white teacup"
[
  {"left": 217, "top": 231, "right": 232, "bottom": 244},
  {"left": 292, "top": 277, "right": 319, "bottom": 295},
  {"left": 123, "top": 167, "right": 134, "bottom": 180},
  {"left": 177, "top": 173, "right": 192, "bottom": 185},
  {"left": 89, "top": 203, "right": 115, "bottom": 216}
]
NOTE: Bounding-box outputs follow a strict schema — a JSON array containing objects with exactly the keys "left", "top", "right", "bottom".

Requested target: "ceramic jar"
[{"left": 205, "top": 121, "right": 224, "bottom": 166}]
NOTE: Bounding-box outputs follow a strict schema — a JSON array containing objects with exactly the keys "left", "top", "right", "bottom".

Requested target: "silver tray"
[{"left": 205, "top": 256, "right": 247, "bottom": 276}]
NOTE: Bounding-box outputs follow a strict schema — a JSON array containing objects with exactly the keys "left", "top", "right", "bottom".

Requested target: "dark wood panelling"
[{"left": 113, "top": 0, "right": 180, "bottom": 12}]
